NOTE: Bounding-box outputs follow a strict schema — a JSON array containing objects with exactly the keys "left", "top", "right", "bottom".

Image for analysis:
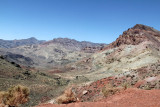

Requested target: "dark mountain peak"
[
  {"left": 27, "top": 37, "right": 37, "bottom": 40},
  {"left": 132, "top": 24, "right": 154, "bottom": 31},
  {"left": 103, "top": 24, "right": 160, "bottom": 50},
  {"left": 122, "top": 24, "right": 160, "bottom": 36},
  {"left": 43, "top": 38, "right": 79, "bottom": 46},
  {"left": 52, "top": 37, "right": 78, "bottom": 43},
  {"left": 53, "top": 37, "right": 73, "bottom": 40}
]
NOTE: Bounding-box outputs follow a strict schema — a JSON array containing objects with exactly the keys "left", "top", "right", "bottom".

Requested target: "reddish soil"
[
  {"left": 36, "top": 88, "right": 160, "bottom": 107},
  {"left": 74, "top": 76, "right": 132, "bottom": 102},
  {"left": 48, "top": 70, "right": 64, "bottom": 74},
  {"left": 101, "top": 88, "right": 160, "bottom": 107}
]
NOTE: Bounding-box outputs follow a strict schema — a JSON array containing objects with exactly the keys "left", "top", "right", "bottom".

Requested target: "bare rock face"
[
  {"left": 104, "top": 24, "right": 160, "bottom": 49},
  {"left": 132, "top": 24, "right": 155, "bottom": 31}
]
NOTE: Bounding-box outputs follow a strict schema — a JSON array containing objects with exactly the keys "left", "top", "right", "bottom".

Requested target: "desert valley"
[{"left": 0, "top": 24, "right": 160, "bottom": 107}]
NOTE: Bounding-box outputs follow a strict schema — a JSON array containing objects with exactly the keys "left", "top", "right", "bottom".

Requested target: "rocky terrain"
[
  {"left": 35, "top": 24, "right": 160, "bottom": 107},
  {"left": 0, "top": 55, "right": 69, "bottom": 106},
  {"left": 0, "top": 38, "right": 105, "bottom": 70},
  {"left": 36, "top": 61, "right": 160, "bottom": 107},
  {"left": 1, "top": 24, "right": 160, "bottom": 107},
  {"left": 0, "top": 37, "right": 106, "bottom": 106},
  {"left": 58, "top": 24, "right": 160, "bottom": 81},
  {"left": 37, "top": 88, "right": 160, "bottom": 107}
]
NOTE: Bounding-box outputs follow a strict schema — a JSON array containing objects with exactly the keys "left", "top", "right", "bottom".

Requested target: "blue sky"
[{"left": 0, "top": 0, "right": 160, "bottom": 43}]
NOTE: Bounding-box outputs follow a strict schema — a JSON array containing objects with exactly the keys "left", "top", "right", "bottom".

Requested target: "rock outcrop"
[{"left": 104, "top": 24, "right": 160, "bottom": 49}]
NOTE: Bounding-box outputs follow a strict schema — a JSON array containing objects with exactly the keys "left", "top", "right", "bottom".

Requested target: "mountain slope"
[
  {"left": 36, "top": 24, "right": 160, "bottom": 107},
  {"left": 59, "top": 24, "right": 160, "bottom": 81},
  {"left": 0, "top": 56, "right": 72, "bottom": 106}
]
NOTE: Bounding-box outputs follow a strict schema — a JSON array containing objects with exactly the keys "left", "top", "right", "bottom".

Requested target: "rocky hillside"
[
  {"left": 36, "top": 24, "right": 160, "bottom": 107},
  {"left": 0, "top": 38, "right": 106, "bottom": 70},
  {"left": 72, "top": 62, "right": 160, "bottom": 102},
  {"left": 0, "top": 55, "right": 88, "bottom": 106},
  {"left": 0, "top": 37, "right": 45, "bottom": 48},
  {"left": 36, "top": 61, "right": 160, "bottom": 107},
  {"left": 105, "top": 24, "right": 160, "bottom": 49},
  {"left": 37, "top": 88, "right": 160, "bottom": 107},
  {"left": 58, "top": 24, "right": 160, "bottom": 81}
]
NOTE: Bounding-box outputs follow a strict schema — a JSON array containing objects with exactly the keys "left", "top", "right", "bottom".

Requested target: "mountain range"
[
  {"left": 1, "top": 24, "right": 160, "bottom": 107},
  {"left": 0, "top": 37, "right": 106, "bottom": 70}
]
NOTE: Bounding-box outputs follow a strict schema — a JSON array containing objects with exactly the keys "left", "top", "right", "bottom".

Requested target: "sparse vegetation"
[
  {"left": 102, "top": 84, "right": 122, "bottom": 98},
  {"left": 0, "top": 85, "right": 29, "bottom": 107},
  {"left": 122, "top": 82, "right": 131, "bottom": 90},
  {"left": 0, "top": 57, "right": 71, "bottom": 106},
  {"left": 56, "top": 88, "right": 77, "bottom": 104}
]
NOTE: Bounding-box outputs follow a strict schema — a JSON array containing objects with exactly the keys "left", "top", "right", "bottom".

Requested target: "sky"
[{"left": 0, "top": 0, "right": 160, "bottom": 44}]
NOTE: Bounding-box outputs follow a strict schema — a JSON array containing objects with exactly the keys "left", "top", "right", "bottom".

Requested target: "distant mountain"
[
  {"left": 42, "top": 38, "right": 106, "bottom": 51},
  {"left": 0, "top": 37, "right": 45, "bottom": 48},
  {"left": 0, "top": 38, "right": 106, "bottom": 69}
]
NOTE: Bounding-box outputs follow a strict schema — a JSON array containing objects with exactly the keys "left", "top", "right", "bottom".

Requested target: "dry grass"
[
  {"left": 0, "top": 85, "right": 30, "bottom": 107},
  {"left": 56, "top": 88, "right": 77, "bottom": 104},
  {"left": 102, "top": 84, "right": 122, "bottom": 98},
  {"left": 0, "top": 91, "right": 7, "bottom": 107}
]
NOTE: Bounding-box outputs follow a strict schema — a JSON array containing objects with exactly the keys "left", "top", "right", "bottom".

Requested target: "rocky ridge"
[
  {"left": 57, "top": 24, "right": 160, "bottom": 81},
  {"left": 42, "top": 38, "right": 105, "bottom": 51},
  {"left": 0, "top": 38, "right": 106, "bottom": 70},
  {"left": 104, "top": 24, "right": 160, "bottom": 49},
  {"left": 0, "top": 37, "right": 45, "bottom": 48}
]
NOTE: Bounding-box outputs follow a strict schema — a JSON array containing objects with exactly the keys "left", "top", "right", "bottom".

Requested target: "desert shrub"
[
  {"left": 56, "top": 88, "right": 76, "bottom": 104},
  {"left": 102, "top": 84, "right": 121, "bottom": 98},
  {"left": 0, "top": 91, "right": 7, "bottom": 107},
  {"left": 122, "top": 82, "right": 131, "bottom": 90},
  {"left": 0, "top": 85, "right": 30, "bottom": 107},
  {"left": 143, "top": 85, "right": 152, "bottom": 90}
]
